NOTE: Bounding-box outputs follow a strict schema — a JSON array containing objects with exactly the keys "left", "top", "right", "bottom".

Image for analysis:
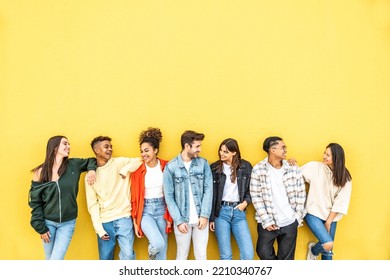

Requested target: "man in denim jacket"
[{"left": 163, "top": 130, "right": 213, "bottom": 260}]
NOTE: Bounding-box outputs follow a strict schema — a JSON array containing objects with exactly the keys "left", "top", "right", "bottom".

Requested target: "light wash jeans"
[
  {"left": 141, "top": 198, "right": 168, "bottom": 260},
  {"left": 214, "top": 205, "right": 254, "bottom": 260},
  {"left": 98, "top": 216, "right": 135, "bottom": 260},
  {"left": 305, "top": 213, "right": 337, "bottom": 260},
  {"left": 42, "top": 218, "right": 76, "bottom": 260},
  {"left": 173, "top": 221, "right": 209, "bottom": 260}
]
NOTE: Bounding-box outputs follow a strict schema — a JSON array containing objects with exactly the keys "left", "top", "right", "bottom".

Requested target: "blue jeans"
[
  {"left": 305, "top": 213, "right": 337, "bottom": 260},
  {"left": 256, "top": 220, "right": 298, "bottom": 260},
  {"left": 42, "top": 218, "right": 76, "bottom": 260},
  {"left": 141, "top": 198, "right": 168, "bottom": 260},
  {"left": 98, "top": 216, "right": 135, "bottom": 260},
  {"left": 214, "top": 205, "right": 254, "bottom": 260}
]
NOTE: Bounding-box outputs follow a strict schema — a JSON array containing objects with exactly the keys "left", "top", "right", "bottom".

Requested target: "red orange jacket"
[{"left": 130, "top": 159, "right": 172, "bottom": 236}]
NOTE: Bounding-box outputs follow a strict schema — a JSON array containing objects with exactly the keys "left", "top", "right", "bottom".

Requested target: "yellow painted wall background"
[{"left": 1, "top": 0, "right": 389, "bottom": 260}]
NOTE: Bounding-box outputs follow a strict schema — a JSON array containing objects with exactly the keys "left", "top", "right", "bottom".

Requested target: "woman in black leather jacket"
[{"left": 209, "top": 138, "right": 254, "bottom": 260}]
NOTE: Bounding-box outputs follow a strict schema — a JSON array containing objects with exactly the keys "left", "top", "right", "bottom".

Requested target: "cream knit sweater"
[
  {"left": 300, "top": 161, "right": 352, "bottom": 222},
  {"left": 85, "top": 157, "right": 142, "bottom": 237}
]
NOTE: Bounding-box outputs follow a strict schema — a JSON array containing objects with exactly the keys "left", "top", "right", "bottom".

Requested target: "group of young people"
[{"left": 28, "top": 129, "right": 352, "bottom": 261}]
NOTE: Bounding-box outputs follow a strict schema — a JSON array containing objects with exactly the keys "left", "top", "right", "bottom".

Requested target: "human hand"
[
  {"left": 40, "top": 231, "right": 51, "bottom": 243},
  {"left": 198, "top": 217, "right": 208, "bottom": 230},
  {"left": 101, "top": 233, "right": 110, "bottom": 240},
  {"left": 86, "top": 170, "right": 96, "bottom": 185},
  {"left": 133, "top": 221, "right": 142, "bottom": 238},
  {"left": 234, "top": 201, "right": 247, "bottom": 211},
  {"left": 324, "top": 222, "right": 331, "bottom": 233},
  {"left": 287, "top": 158, "right": 298, "bottom": 166},
  {"left": 177, "top": 223, "right": 188, "bottom": 233},
  {"left": 266, "top": 224, "right": 279, "bottom": 231},
  {"left": 209, "top": 222, "right": 215, "bottom": 232}
]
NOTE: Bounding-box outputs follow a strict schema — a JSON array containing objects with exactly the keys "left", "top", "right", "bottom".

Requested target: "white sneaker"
[{"left": 306, "top": 242, "right": 318, "bottom": 260}]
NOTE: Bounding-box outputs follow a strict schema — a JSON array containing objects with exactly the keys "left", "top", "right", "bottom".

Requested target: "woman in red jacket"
[{"left": 130, "top": 127, "right": 172, "bottom": 260}]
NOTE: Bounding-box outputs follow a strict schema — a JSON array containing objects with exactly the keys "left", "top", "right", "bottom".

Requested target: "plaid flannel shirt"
[{"left": 250, "top": 158, "right": 307, "bottom": 229}]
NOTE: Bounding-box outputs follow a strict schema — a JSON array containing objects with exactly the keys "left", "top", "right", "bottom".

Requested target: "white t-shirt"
[
  {"left": 268, "top": 163, "right": 295, "bottom": 227},
  {"left": 184, "top": 161, "right": 198, "bottom": 224},
  {"left": 144, "top": 160, "right": 164, "bottom": 199},
  {"left": 222, "top": 163, "right": 239, "bottom": 202}
]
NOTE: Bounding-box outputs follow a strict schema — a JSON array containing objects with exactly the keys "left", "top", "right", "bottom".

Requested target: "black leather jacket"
[{"left": 209, "top": 159, "right": 252, "bottom": 222}]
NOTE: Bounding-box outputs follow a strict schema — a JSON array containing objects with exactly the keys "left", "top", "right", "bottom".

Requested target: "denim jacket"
[{"left": 163, "top": 154, "right": 213, "bottom": 226}]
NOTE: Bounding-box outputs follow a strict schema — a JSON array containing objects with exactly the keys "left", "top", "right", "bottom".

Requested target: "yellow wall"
[{"left": 1, "top": 0, "right": 389, "bottom": 260}]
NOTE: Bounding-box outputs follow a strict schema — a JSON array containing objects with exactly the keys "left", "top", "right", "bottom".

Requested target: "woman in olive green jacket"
[{"left": 28, "top": 135, "right": 96, "bottom": 260}]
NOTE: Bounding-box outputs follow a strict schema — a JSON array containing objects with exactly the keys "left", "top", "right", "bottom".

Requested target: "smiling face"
[
  {"left": 185, "top": 140, "right": 202, "bottom": 159},
  {"left": 56, "top": 137, "right": 70, "bottom": 158},
  {"left": 270, "top": 140, "right": 287, "bottom": 160},
  {"left": 140, "top": 142, "right": 158, "bottom": 165},
  {"left": 219, "top": 144, "right": 236, "bottom": 165},
  {"left": 94, "top": 140, "right": 113, "bottom": 164},
  {"left": 323, "top": 147, "right": 333, "bottom": 168}
]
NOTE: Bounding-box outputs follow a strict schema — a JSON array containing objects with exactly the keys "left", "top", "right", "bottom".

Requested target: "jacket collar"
[{"left": 177, "top": 153, "right": 199, "bottom": 168}]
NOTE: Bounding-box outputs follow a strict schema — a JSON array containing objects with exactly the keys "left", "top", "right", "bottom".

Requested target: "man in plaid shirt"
[{"left": 250, "top": 136, "right": 306, "bottom": 260}]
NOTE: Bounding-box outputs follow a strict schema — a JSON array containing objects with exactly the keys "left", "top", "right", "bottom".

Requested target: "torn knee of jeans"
[{"left": 321, "top": 242, "right": 334, "bottom": 254}]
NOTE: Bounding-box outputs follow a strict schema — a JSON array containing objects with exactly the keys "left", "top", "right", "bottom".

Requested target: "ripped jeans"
[{"left": 304, "top": 213, "right": 337, "bottom": 260}]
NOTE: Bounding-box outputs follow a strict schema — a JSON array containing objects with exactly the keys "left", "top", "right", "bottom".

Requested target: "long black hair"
[{"left": 327, "top": 143, "right": 352, "bottom": 187}]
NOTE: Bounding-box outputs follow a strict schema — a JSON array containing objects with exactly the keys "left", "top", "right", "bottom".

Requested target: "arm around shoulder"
[{"left": 119, "top": 157, "right": 143, "bottom": 176}]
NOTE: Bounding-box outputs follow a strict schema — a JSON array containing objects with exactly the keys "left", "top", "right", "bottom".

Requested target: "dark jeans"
[{"left": 256, "top": 220, "right": 298, "bottom": 260}]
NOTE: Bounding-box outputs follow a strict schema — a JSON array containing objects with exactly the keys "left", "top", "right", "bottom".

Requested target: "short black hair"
[
  {"left": 263, "top": 136, "right": 283, "bottom": 153},
  {"left": 90, "top": 136, "right": 112, "bottom": 150}
]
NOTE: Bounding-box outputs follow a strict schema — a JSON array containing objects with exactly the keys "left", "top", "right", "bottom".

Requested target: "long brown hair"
[
  {"left": 31, "top": 135, "right": 69, "bottom": 182},
  {"left": 213, "top": 138, "right": 241, "bottom": 183},
  {"left": 327, "top": 143, "right": 352, "bottom": 187}
]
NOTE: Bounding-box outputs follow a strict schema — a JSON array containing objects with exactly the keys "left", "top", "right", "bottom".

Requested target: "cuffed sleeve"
[
  {"left": 84, "top": 177, "right": 106, "bottom": 237},
  {"left": 28, "top": 182, "right": 49, "bottom": 234},
  {"left": 200, "top": 161, "right": 213, "bottom": 219},
  {"left": 250, "top": 168, "right": 275, "bottom": 228},
  {"left": 294, "top": 171, "right": 307, "bottom": 226},
  {"left": 331, "top": 180, "right": 352, "bottom": 215},
  {"left": 163, "top": 164, "right": 184, "bottom": 225}
]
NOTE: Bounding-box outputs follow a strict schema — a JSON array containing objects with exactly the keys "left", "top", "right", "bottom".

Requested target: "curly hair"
[{"left": 139, "top": 127, "right": 162, "bottom": 150}]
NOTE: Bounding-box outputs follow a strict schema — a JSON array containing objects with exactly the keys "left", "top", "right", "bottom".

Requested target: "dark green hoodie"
[{"left": 28, "top": 158, "right": 97, "bottom": 234}]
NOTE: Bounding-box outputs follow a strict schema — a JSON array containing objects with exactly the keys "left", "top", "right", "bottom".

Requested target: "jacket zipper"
[{"left": 56, "top": 181, "right": 62, "bottom": 223}]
